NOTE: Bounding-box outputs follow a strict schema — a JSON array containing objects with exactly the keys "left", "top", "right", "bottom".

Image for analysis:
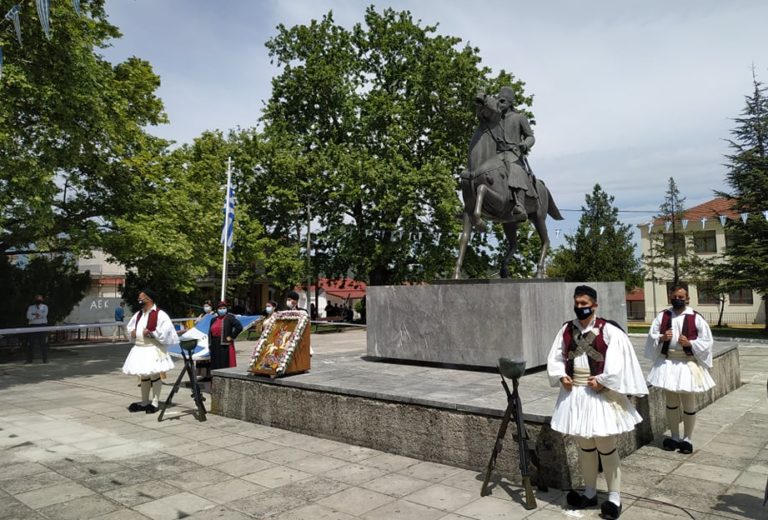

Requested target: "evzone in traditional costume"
[
  {"left": 645, "top": 286, "right": 715, "bottom": 454},
  {"left": 122, "top": 291, "right": 177, "bottom": 414},
  {"left": 547, "top": 285, "right": 648, "bottom": 520}
]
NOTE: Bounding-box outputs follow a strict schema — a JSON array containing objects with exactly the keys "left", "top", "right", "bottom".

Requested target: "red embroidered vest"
[
  {"left": 561, "top": 318, "right": 610, "bottom": 377},
  {"left": 659, "top": 310, "right": 698, "bottom": 357},
  {"left": 134, "top": 308, "right": 159, "bottom": 332}
]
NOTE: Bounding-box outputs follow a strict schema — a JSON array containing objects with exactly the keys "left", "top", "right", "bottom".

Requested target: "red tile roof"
[{"left": 652, "top": 197, "right": 739, "bottom": 225}]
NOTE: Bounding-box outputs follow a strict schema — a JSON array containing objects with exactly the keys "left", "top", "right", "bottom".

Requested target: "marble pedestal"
[{"left": 366, "top": 280, "right": 628, "bottom": 369}]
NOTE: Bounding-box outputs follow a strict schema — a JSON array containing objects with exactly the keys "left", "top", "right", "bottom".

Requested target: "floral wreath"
[{"left": 249, "top": 311, "right": 309, "bottom": 375}]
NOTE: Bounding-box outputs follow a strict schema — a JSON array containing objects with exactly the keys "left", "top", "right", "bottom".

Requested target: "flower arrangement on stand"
[{"left": 249, "top": 311, "right": 310, "bottom": 376}]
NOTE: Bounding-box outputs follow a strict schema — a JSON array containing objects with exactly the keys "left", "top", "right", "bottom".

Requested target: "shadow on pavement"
[{"left": 0, "top": 343, "right": 137, "bottom": 391}]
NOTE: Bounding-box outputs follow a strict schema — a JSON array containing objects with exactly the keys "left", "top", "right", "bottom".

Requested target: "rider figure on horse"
[{"left": 480, "top": 86, "right": 537, "bottom": 218}]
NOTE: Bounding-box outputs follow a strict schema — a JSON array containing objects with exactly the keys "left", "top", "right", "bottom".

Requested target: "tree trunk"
[{"left": 717, "top": 296, "right": 725, "bottom": 328}]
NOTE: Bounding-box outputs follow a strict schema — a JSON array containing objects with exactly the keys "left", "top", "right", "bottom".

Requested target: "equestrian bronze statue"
[{"left": 453, "top": 87, "right": 563, "bottom": 279}]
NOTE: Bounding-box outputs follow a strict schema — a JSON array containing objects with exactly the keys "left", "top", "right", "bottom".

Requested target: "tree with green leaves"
[
  {"left": 260, "top": 7, "right": 537, "bottom": 285},
  {"left": 547, "top": 184, "right": 641, "bottom": 289},
  {"left": 0, "top": 0, "right": 167, "bottom": 257},
  {"left": 643, "top": 177, "right": 710, "bottom": 288},
  {"left": 0, "top": 0, "right": 168, "bottom": 315},
  {"left": 712, "top": 72, "right": 768, "bottom": 328},
  {"left": 0, "top": 255, "right": 90, "bottom": 328}
]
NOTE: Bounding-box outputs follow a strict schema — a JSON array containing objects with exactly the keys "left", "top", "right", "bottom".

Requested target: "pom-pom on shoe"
[
  {"left": 566, "top": 490, "right": 597, "bottom": 509},
  {"left": 600, "top": 500, "right": 622, "bottom": 519},
  {"left": 662, "top": 438, "right": 679, "bottom": 451}
]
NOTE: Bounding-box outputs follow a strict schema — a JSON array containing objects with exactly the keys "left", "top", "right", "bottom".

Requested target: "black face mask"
[
  {"left": 671, "top": 298, "right": 686, "bottom": 309},
  {"left": 574, "top": 306, "right": 594, "bottom": 320},
  {"left": 138, "top": 299, "right": 145, "bottom": 307}
]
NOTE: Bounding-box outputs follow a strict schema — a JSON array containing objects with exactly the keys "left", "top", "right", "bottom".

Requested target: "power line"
[{"left": 559, "top": 208, "right": 659, "bottom": 214}]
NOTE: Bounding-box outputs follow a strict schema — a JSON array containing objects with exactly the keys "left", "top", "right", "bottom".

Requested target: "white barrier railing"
[{"left": 0, "top": 318, "right": 191, "bottom": 336}]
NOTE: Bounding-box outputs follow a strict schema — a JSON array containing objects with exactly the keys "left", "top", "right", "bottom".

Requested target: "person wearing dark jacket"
[{"left": 208, "top": 301, "right": 243, "bottom": 370}]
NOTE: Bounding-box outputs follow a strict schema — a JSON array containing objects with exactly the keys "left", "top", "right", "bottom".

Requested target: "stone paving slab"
[{"left": 0, "top": 332, "right": 766, "bottom": 519}]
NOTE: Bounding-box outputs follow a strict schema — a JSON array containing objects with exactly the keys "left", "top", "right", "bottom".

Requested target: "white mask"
[
  {"left": 286, "top": 300, "right": 296, "bottom": 309},
  {"left": 265, "top": 306, "right": 274, "bottom": 314},
  {"left": 203, "top": 305, "right": 212, "bottom": 313}
]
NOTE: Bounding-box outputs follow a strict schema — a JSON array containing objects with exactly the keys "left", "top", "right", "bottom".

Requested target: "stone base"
[
  {"left": 366, "top": 280, "right": 628, "bottom": 369},
  {"left": 211, "top": 342, "right": 740, "bottom": 489}
]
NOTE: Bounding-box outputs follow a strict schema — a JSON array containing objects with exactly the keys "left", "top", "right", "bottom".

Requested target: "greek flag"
[
  {"left": 221, "top": 185, "right": 235, "bottom": 249},
  {"left": 36, "top": 0, "right": 50, "bottom": 40},
  {"left": 4, "top": 4, "right": 22, "bottom": 46},
  {"left": 72, "top": 0, "right": 80, "bottom": 16}
]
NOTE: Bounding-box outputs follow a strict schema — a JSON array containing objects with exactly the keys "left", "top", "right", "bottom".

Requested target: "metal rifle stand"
[
  {"left": 481, "top": 357, "right": 540, "bottom": 510},
  {"left": 158, "top": 339, "right": 207, "bottom": 422}
]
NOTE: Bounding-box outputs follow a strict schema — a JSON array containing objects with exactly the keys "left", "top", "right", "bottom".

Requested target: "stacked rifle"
[{"left": 481, "top": 357, "right": 544, "bottom": 510}]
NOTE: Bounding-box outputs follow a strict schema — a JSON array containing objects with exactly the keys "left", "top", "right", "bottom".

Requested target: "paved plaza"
[{"left": 1, "top": 330, "right": 767, "bottom": 519}]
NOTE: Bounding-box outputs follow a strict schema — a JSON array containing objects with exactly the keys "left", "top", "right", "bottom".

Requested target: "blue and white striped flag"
[
  {"left": 4, "top": 4, "right": 22, "bottom": 46},
  {"left": 36, "top": 0, "right": 51, "bottom": 40},
  {"left": 72, "top": 0, "right": 80, "bottom": 16},
  {"left": 221, "top": 185, "right": 236, "bottom": 249}
]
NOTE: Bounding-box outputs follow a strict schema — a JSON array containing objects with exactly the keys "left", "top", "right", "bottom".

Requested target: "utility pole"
[{"left": 306, "top": 195, "right": 312, "bottom": 316}]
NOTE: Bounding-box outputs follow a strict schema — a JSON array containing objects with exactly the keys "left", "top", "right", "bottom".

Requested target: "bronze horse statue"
[{"left": 453, "top": 92, "right": 563, "bottom": 279}]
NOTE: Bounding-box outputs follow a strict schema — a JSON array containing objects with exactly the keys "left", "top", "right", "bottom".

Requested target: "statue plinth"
[{"left": 366, "top": 280, "right": 627, "bottom": 369}]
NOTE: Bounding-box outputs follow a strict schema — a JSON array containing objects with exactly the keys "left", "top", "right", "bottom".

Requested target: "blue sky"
[{"left": 102, "top": 0, "right": 768, "bottom": 246}]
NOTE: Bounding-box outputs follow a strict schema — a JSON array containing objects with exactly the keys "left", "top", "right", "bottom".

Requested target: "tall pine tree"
[
  {"left": 645, "top": 177, "right": 700, "bottom": 287},
  {"left": 713, "top": 72, "right": 768, "bottom": 327},
  {"left": 547, "top": 184, "right": 641, "bottom": 289}
]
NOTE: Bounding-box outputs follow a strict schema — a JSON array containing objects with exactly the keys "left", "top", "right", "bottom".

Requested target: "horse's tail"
[{"left": 544, "top": 185, "right": 564, "bottom": 220}]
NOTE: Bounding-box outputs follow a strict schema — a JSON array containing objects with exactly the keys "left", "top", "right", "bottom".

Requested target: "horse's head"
[{"left": 474, "top": 92, "right": 501, "bottom": 124}]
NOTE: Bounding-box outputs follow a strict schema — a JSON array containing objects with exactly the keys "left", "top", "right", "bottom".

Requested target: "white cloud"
[{"left": 102, "top": 0, "right": 768, "bottom": 219}]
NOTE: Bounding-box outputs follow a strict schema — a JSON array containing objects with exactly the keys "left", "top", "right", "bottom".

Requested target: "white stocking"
[
  {"left": 665, "top": 390, "right": 681, "bottom": 439},
  {"left": 595, "top": 436, "right": 621, "bottom": 505},
  {"left": 576, "top": 437, "right": 598, "bottom": 497},
  {"left": 150, "top": 374, "right": 162, "bottom": 407},
  {"left": 140, "top": 378, "right": 151, "bottom": 405},
  {"left": 681, "top": 393, "right": 697, "bottom": 441}
]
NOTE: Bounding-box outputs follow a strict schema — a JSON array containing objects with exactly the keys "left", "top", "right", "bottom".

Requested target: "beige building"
[
  {"left": 65, "top": 250, "right": 127, "bottom": 324},
  {"left": 639, "top": 198, "right": 765, "bottom": 325}
]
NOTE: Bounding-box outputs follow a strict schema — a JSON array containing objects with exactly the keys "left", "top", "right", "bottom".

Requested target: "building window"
[
  {"left": 665, "top": 282, "right": 689, "bottom": 299},
  {"left": 663, "top": 233, "right": 686, "bottom": 255},
  {"left": 729, "top": 287, "right": 754, "bottom": 305},
  {"left": 693, "top": 231, "right": 717, "bottom": 254},
  {"left": 697, "top": 282, "right": 720, "bottom": 305}
]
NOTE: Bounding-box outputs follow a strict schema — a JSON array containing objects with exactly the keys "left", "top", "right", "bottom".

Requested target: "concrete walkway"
[{"left": 1, "top": 331, "right": 766, "bottom": 519}]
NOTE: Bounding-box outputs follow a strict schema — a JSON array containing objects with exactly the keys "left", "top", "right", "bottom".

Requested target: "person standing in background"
[
  {"left": 208, "top": 301, "right": 243, "bottom": 370},
  {"left": 25, "top": 295, "right": 49, "bottom": 363},
  {"left": 645, "top": 285, "right": 715, "bottom": 455},
  {"left": 112, "top": 301, "right": 128, "bottom": 343}
]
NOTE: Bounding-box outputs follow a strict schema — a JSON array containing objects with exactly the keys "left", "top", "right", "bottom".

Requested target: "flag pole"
[{"left": 220, "top": 157, "right": 233, "bottom": 302}]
